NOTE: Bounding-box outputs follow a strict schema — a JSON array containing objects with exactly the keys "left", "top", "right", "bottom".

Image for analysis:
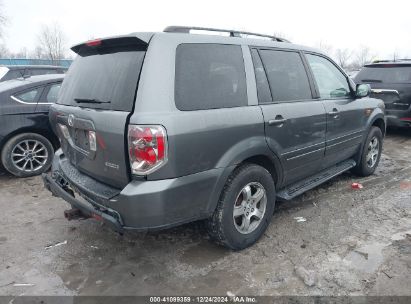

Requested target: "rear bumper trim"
[{"left": 42, "top": 173, "right": 124, "bottom": 234}]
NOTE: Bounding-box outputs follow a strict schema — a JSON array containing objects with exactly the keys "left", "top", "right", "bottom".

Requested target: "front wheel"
[
  {"left": 206, "top": 164, "right": 276, "bottom": 250},
  {"left": 353, "top": 126, "right": 383, "bottom": 176},
  {"left": 1, "top": 133, "right": 54, "bottom": 178}
]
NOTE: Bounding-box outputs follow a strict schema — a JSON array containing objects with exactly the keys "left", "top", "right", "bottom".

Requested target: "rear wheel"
[
  {"left": 207, "top": 164, "right": 276, "bottom": 250},
  {"left": 1, "top": 133, "right": 54, "bottom": 177},
  {"left": 353, "top": 126, "right": 383, "bottom": 176}
]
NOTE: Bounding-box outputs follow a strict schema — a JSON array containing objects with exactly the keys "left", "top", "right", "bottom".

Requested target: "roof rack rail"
[{"left": 164, "top": 26, "right": 290, "bottom": 43}]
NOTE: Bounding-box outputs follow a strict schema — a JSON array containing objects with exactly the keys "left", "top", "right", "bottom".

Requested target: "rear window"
[
  {"left": 2, "top": 69, "right": 24, "bottom": 81},
  {"left": 175, "top": 44, "right": 248, "bottom": 111},
  {"left": 57, "top": 45, "right": 145, "bottom": 111},
  {"left": 355, "top": 66, "right": 411, "bottom": 84}
]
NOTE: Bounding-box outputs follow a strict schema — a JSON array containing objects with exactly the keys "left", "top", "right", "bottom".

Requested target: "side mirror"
[{"left": 356, "top": 84, "right": 371, "bottom": 98}]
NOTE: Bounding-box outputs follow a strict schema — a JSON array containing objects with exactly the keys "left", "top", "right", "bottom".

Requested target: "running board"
[{"left": 277, "top": 159, "right": 356, "bottom": 201}]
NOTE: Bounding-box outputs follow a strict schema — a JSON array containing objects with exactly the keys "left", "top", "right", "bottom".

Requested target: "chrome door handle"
[
  {"left": 268, "top": 118, "right": 287, "bottom": 126},
  {"left": 328, "top": 109, "right": 339, "bottom": 118}
]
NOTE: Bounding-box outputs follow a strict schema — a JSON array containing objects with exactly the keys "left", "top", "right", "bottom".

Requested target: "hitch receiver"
[{"left": 64, "top": 208, "right": 90, "bottom": 221}]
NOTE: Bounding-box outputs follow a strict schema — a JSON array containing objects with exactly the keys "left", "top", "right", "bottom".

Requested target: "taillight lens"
[
  {"left": 58, "top": 123, "right": 70, "bottom": 139},
  {"left": 128, "top": 125, "right": 168, "bottom": 175},
  {"left": 88, "top": 131, "right": 97, "bottom": 151}
]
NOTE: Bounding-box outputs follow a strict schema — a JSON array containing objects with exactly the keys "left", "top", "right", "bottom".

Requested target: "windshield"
[
  {"left": 57, "top": 46, "right": 145, "bottom": 111},
  {"left": 355, "top": 66, "right": 411, "bottom": 84}
]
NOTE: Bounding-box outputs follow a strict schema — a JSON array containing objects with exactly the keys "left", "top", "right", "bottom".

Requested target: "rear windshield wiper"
[
  {"left": 360, "top": 79, "right": 383, "bottom": 83},
  {"left": 74, "top": 98, "right": 111, "bottom": 104}
]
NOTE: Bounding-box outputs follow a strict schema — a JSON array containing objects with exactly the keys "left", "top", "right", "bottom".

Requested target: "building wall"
[{"left": 0, "top": 58, "right": 72, "bottom": 67}]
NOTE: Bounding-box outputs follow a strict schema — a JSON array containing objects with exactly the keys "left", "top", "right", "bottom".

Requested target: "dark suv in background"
[
  {"left": 0, "top": 65, "right": 67, "bottom": 82},
  {"left": 43, "top": 27, "right": 385, "bottom": 250},
  {"left": 355, "top": 61, "right": 411, "bottom": 127}
]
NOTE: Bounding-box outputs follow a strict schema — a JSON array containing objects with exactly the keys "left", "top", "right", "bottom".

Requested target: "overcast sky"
[{"left": 2, "top": 0, "right": 411, "bottom": 59}]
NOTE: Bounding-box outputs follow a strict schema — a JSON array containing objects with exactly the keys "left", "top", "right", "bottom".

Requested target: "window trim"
[
  {"left": 250, "top": 46, "right": 317, "bottom": 104},
  {"left": 249, "top": 47, "right": 274, "bottom": 104},
  {"left": 11, "top": 86, "right": 46, "bottom": 105},
  {"left": 303, "top": 51, "right": 355, "bottom": 100}
]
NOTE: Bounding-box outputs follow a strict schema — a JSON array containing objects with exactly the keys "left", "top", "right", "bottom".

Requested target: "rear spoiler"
[{"left": 71, "top": 33, "right": 153, "bottom": 54}]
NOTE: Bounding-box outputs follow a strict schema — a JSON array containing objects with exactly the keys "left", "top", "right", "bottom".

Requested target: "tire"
[
  {"left": 1, "top": 133, "right": 54, "bottom": 178},
  {"left": 206, "top": 164, "right": 276, "bottom": 250},
  {"left": 353, "top": 126, "right": 383, "bottom": 177}
]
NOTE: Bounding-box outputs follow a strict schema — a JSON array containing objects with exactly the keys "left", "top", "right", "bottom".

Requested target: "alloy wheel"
[
  {"left": 11, "top": 139, "right": 48, "bottom": 172},
  {"left": 366, "top": 136, "right": 379, "bottom": 168},
  {"left": 233, "top": 182, "right": 267, "bottom": 234}
]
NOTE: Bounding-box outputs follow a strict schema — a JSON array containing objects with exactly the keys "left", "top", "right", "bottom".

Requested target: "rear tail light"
[
  {"left": 88, "top": 131, "right": 97, "bottom": 151},
  {"left": 58, "top": 123, "right": 70, "bottom": 139},
  {"left": 128, "top": 125, "right": 168, "bottom": 175}
]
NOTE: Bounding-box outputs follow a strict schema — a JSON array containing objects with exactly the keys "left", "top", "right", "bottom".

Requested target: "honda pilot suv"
[
  {"left": 354, "top": 61, "right": 411, "bottom": 128},
  {"left": 43, "top": 27, "right": 386, "bottom": 250}
]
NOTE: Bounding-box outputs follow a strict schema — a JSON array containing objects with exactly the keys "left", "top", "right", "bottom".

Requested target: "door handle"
[
  {"left": 328, "top": 108, "right": 339, "bottom": 118},
  {"left": 268, "top": 117, "right": 287, "bottom": 126}
]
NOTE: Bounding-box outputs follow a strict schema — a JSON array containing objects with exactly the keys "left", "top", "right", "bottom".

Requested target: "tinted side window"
[
  {"left": 14, "top": 88, "right": 41, "bottom": 103},
  {"left": 259, "top": 50, "right": 312, "bottom": 102},
  {"left": 46, "top": 83, "right": 61, "bottom": 103},
  {"left": 175, "top": 44, "right": 248, "bottom": 111},
  {"left": 250, "top": 49, "right": 272, "bottom": 104},
  {"left": 306, "top": 54, "right": 350, "bottom": 99}
]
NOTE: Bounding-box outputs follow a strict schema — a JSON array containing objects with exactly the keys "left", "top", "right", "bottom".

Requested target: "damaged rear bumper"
[
  {"left": 42, "top": 149, "right": 228, "bottom": 233},
  {"left": 42, "top": 172, "right": 125, "bottom": 233}
]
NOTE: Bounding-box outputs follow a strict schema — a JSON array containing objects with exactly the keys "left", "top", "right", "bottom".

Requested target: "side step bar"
[{"left": 277, "top": 159, "right": 356, "bottom": 201}]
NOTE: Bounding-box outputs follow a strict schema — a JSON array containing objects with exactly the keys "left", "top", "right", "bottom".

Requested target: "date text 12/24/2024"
[{"left": 150, "top": 296, "right": 257, "bottom": 303}]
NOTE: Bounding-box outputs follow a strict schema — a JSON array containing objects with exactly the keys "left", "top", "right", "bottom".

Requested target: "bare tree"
[
  {"left": 0, "top": 0, "right": 9, "bottom": 57},
  {"left": 9, "top": 47, "right": 28, "bottom": 59},
  {"left": 0, "top": 43, "right": 9, "bottom": 57},
  {"left": 31, "top": 46, "right": 47, "bottom": 59},
  {"left": 315, "top": 41, "right": 333, "bottom": 56},
  {"left": 354, "top": 46, "right": 376, "bottom": 68},
  {"left": 37, "top": 23, "right": 67, "bottom": 64},
  {"left": 0, "top": 0, "right": 7, "bottom": 39},
  {"left": 334, "top": 48, "right": 352, "bottom": 69}
]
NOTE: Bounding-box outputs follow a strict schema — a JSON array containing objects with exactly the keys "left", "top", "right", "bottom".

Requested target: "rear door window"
[
  {"left": 306, "top": 54, "right": 351, "bottom": 99},
  {"left": 175, "top": 44, "right": 248, "bottom": 111},
  {"left": 259, "top": 49, "right": 312, "bottom": 102},
  {"left": 57, "top": 45, "right": 146, "bottom": 111}
]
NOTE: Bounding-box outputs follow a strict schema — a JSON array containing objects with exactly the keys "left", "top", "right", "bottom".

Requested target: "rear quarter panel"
[{"left": 0, "top": 92, "right": 58, "bottom": 152}]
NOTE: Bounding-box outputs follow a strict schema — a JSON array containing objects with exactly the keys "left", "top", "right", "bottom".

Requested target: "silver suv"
[{"left": 43, "top": 27, "right": 385, "bottom": 250}]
